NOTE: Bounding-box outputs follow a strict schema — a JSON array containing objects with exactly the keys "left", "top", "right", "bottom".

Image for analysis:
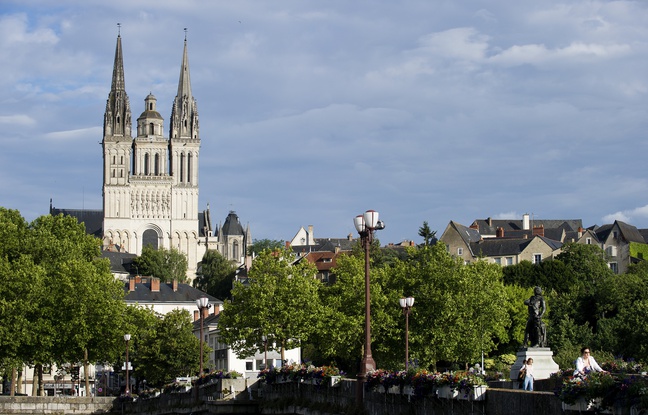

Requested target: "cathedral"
[{"left": 51, "top": 33, "right": 251, "bottom": 280}]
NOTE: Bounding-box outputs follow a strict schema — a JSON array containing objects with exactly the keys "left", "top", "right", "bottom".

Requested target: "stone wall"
[
  {"left": 0, "top": 378, "right": 621, "bottom": 415},
  {"left": 0, "top": 396, "right": 115, "bottom": 414}
]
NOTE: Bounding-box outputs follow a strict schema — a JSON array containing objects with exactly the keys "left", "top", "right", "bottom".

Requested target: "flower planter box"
[
  {"left": 437, "top": 385, "right": 458, "bottom": 399},
  {"left": 171, "top": 385, "right": 191, "bottom": 393},
  {"left": 562, "top": 398, "right": 607, "bottom": 412},
  {"left": 458, "top": 385, "right": 486, "bottom": 401},
  {"left": 329, "top": 376, "right": 341, "bottom": 387}
]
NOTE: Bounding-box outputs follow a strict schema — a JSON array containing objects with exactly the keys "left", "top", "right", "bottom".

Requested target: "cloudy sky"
[{"left": 2, "top": 1, "right": 648, "bottom": 245}]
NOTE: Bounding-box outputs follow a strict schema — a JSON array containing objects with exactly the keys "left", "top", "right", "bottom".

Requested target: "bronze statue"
[{"left": 524, "top": 286, "right": 547, "bottom": 347}]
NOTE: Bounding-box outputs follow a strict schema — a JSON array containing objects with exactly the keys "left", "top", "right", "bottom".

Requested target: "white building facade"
[{"left": 101, "top": 34, "right": 203, "bottom": 276}]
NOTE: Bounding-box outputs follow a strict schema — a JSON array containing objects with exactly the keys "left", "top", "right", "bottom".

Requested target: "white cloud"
[
  {"left": 0, "top": 114, "right": 35, "bottom": 126},
  {"left": 603, "top": 205, "right": 648, "bottom": 225},
  {"left": 44, "top": 127, "right": 102, "bottom": 141},
  {"left": 489, "top": 41, "right": 630, "bottom": 66}
]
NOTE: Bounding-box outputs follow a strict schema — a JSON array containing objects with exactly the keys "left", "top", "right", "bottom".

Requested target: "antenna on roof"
[{"left": 117, "top": 23, "right": 121, "bottom": 36}]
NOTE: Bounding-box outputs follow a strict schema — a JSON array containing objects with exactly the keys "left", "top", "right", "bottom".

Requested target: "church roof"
[
  {"left": 49, "top": 206, "right": 104, "bottom": 238},
  {"left": 219, "top": 211, "right": 245, "bottom": 236}
]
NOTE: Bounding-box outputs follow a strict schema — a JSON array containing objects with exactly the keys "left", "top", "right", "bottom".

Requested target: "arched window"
[
  {"left": 180, "top": 153, "right": 185, "bottom": 182},
  {"left": 154, "top": 154, "right": 160, "bottom": 175},
  {"left": 142, "top": 229, "right": 159, "bottom": 250},
  {"left": 144, "top": 153, "right": 150, "bottom": 175},
  {"left": 187, "top": 153, "right": 192, "bottom": 184},
  {"left": 233, "top": 241, "right": 239, "bottom": 260},
  {"left": 149, "top": 123, "right": 155, "bottom": 135}
]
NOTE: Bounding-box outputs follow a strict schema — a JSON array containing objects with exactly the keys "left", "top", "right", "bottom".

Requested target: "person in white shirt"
[
  {"left": 574, "top": 346, "right": 607, "bottom": 377},
  {"left": 520, "top": 358, "right": 534, "bottom": 391}
]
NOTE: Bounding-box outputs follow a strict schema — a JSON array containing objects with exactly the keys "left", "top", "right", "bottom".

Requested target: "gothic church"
[{"left": 51, "top": 33, "right": 250, "bottom": 280}]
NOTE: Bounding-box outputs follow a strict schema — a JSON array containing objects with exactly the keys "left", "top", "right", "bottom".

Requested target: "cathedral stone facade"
[{"left": 51, "top": 34, "right": 250, "bottom": 281}]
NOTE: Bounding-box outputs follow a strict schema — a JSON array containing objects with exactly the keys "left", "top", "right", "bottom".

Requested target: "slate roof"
[
  {"left": 595, "top": 221, "right": 646, "bottom": 244},
  {"left": 639, "top": 229, "right": 648, "bottom": 244},
  {"left": 450, "top": 221, "right": 482, "bottom": 244},
  {"left": 124, "top": 279, "right": 223, "bottom": 305},
  {"left": 470, "top": 235, "right": 563, "bottom": 257},
  {"left": 471, "top": 218, "right": 582, "bottom": 236},
  {"left": 102, "top": 251, "right": 137, "bottom": 274},
  {"left": 616, "top": 221, "right": 647, "bottom": 243},
  {"left": 49, "top": 206, "right": 104, "bottom": 238},
  {"left": 192, "top": 312, "right": 220, "bottom": 331},
  {"left": 218, "top": 211, "right": 244, "bottom": 236},
  {"left": 292, "top": 237, "right": 357, "bottom": 255}
]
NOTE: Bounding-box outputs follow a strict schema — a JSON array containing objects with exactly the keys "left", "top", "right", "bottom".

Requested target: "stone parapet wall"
[{"left": 0, "top": 396, "right": 115, "bottom": 414}]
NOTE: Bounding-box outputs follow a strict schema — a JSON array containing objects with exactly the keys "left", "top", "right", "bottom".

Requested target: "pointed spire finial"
[
  {"left": 117, "top": 23, "right": 121, "bottom": 37},
  {"left": 184, "top": 27, "right": 187, "bottom": 41}
]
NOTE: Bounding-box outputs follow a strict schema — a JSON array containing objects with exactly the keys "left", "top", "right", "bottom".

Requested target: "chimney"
[
  {"left": 172, "top": 279, "right": 178, "bottom": 292},
  {"left": 533, "top": 224, "right": 544, "bottom": 237},
  {"left": 308, "top": 225, "right": 314, "bottom": 245},
  {"left": 347, "top": 233, "right": 353, "bottom": 241},
  {"left": 470, "top": 223, "right": 479, "bottom": 230},
  {"left": 578, "top": 227, "right": 584, "bottom": 238},
  {"left": 496, "top": 227, "right": 504, "bottom": 238},
  {"left": 523, "top": 213, "right": 530, "bottom": 230},
  {"left": 193, "top": 310, "right": 199, "bottom": 322},
  {"left": 245, "top": 255, "right": 252, "bottom": 271},
  {"left": 151, "top": 277, "right": 160, "bottom": 292},
  {"left": 129, "top": 277, "right": 136, "bottom": 292}
]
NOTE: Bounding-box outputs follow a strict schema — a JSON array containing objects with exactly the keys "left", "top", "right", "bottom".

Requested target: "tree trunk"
[
  {"left": 16, "top": 368, "right": 23, "bottom": 394},
  {"left": 31, "top": 367, "right": 38, "bottom": 396},
  {"left": 280, "top": 339, "right": 285, "bottom": 363},
  {"left": 37, "top": 364, "right": 44, "bottom": 396},
  {"left": 10, "top": 367, "right": 17, "bottom": 396},
  {"left": 84, "top": 349, "right": 91, "bottom": 396}
]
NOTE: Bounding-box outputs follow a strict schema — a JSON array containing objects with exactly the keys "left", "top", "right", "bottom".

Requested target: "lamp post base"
[{"left": 356, "top": 356, "right": 376, "bottom": 404}]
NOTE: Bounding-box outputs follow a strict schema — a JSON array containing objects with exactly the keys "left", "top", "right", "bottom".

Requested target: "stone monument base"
[{"left": 509, "top": 347, "right": 560, "bottom": 381}]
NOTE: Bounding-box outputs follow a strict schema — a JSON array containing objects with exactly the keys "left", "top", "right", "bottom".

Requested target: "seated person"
[{"left": 574, "top": 346, "right": 606, "bottom": 376}]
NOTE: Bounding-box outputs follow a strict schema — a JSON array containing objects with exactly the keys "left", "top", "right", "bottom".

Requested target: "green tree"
[
  {"left": 132, "top": 308, "right": 202, "bottom": 385},
  {"left": 218, "top": 248, "right": 321, "bottom": 361},
  {"left": 250, "top": 239, "right": 284, "bottom": 256},
  {"left": 418, "top": 221, "right": 436, "bottom": 246},
  {"left": 0, "top": 212, "right": 127, "bottom": 395},
  {"left": 312, "top": 253, "right": 376, "bottom": 370},
  {"left": 193, "top": 250, "right": 236, "bottom": 300},
  {"left": 133, "top": 245, "right": 189, "bottom": 283}
]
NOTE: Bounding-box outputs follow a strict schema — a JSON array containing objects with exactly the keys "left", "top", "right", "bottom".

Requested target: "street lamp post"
[
  {"left": 353, "top": 209, "right": 385, "bottom": 404},
  {"left": 262, "top": 335, "right": 268, "bottom": 370},
  {"left": 196, "top": 297, "right": 211, "bottom": 376},
  {"left": 399, "top": 296, "right": 415, "bottom": 371},
  {"left": 124, "top": 334, "right": 131, "bottom": 396}
]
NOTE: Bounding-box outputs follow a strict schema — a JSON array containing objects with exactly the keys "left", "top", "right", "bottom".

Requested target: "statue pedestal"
[{"left": 509, "top": 347, "right": 560, "bottom": 380}]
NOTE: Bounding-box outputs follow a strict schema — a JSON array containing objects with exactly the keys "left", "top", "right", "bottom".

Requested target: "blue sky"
[{"left": 1, "top": 0, "right": 648, "bottom": 245}]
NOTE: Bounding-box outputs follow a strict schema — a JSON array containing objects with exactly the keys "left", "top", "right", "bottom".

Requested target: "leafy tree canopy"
[
  {"left": 193, "top": 250, "right": 236, "bottom": 300},
  {"left": 133, "top": 245, "right": 189, "bottom": 283},
  {"left": 218, "top": 248, "right": 321, "bottom": 361},
  {"left": 250, "top": 239, "right": 285, "bottom": 256}
]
